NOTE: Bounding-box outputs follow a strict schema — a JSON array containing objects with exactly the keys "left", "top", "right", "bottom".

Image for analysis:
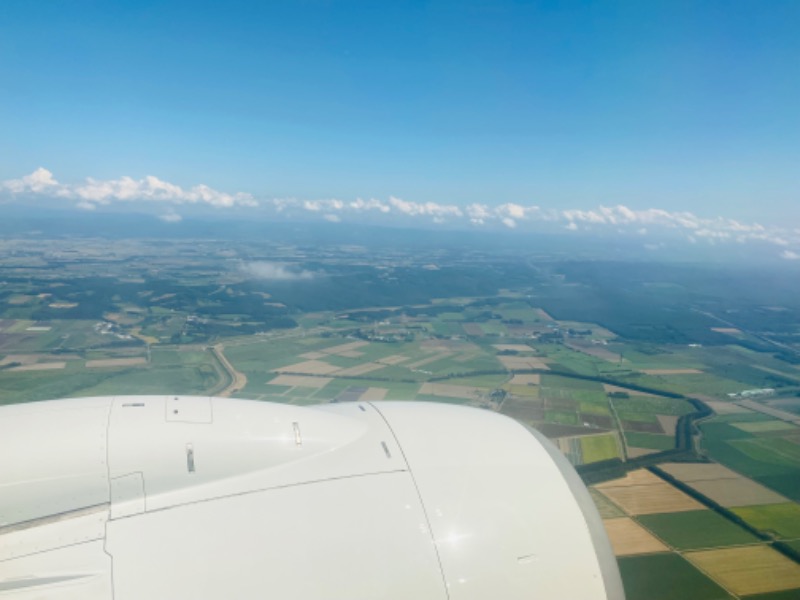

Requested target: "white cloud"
[
  {"left": 3, "top": 167, "right": 61, "bottom": 194},
  {"left": 2, "top": 168, "right": 256, "bottom": 210},
  {"left": 466, "top": 203, "right": 491, "bottom": 225},
  {"left": 303, "top": 199, "right": 344, "bottom": 212},
  {"left": 239, "top": 262, "right": 314, "bottom": 281},
  {"left": 3, "top": 168, "right": 798, "bottom": 252},
  {"left": 389, "top": 196, "right": 463, "bottom": 219},
  {"left": 780, "top": 250, "right": 800, "bottom": 260},
  {"left": 562, "top": 208, "right": 607, "bottom": 224},
  {"left": 694, "top": 228, "right": 731, "bottom": 239},
  {"left": 501, "top": 217, "right": 517, "bottom": 229},
  {"left": 349, "top": 197, "right": 390, "bottom": 213},
  {"left": 497, "top": 203, "right": 527, "bottom": 220}
]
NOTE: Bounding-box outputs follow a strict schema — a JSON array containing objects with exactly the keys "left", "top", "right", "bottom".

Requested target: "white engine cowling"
[{"left": 0, "top": 396, "right": 623, "bottom": 599}]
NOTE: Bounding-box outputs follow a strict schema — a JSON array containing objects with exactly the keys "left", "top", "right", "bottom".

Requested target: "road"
[{"left": 211, "top": 344, "right": 247, "bottom": 397}]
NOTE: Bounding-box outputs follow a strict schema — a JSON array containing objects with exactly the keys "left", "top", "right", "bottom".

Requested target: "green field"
[
  {"left": 716, "top": 413, "right": 780, "bottom": 424},
  {"left": 541, "top": 374, "right": 604, "bottom": 390},
  {"left": 625, "top": 432, "right": 675, "bottom": 450},
  {"left": 580, "top": 434, "right": 620, "bottom": 463},
  {"left": 506, "top": 384, "right": 540, "bottom": 397},
  {"left": 637, "top": 510, "right": 761, "bottom": 550},
  {"left": 731, "top": 503, "right": 800, "bottom": 539},
  {"left": 616, "top": 371, "right": 745, "bottom": 398},
  {"left": 736, "top": 415, "right": 798, "bottom": 433},
  {"left": 613, "top": 396, "right": 695, "bottom": 417},
  {"left": 70, "top": 364, "right": 219, "bottom": 397},
  {"left": 5, "top": 230, "right": 800, "bottom": 600},
  {"left": 701, "top": 420, "right": 800, "bottom": 501},
  {"left": 537, "top": 347, "right": 603, "bottom": 376},
  {"left": 1, "top": 368, "right": 120, "bottom": 404},
  {"left": 579, "top": 400, "right": 611, "bottom": 415},
  {"left": 545, "top": 410, "right": 579, "bottom": 425},
  {"left": 729, "top": 437, "right": 800, "bottom": 468},
  {"left": 618, "top": 553, "right": 733, "bottom": 600},
  {"left": 617, "top": 349, "right": 704, "bottom": 371}
]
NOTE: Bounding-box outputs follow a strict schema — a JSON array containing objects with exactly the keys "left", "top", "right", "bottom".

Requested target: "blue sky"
[{"left": 1, "top": 1, "right": 799, "bottom": 234}]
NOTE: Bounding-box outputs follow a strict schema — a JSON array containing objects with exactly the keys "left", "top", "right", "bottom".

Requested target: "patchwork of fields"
[
  {"left": 595, "top": 468, "right": 800, "bottom": 599},
  {"left": 3, "top": 280, "right": 800, "bottom": 600}
]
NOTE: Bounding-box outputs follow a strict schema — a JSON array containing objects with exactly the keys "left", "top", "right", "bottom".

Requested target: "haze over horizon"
[{"left": 1, "top": 1, "right": 798, "bottom": 252}]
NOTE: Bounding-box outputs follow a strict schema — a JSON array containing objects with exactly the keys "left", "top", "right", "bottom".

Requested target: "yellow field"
[
  {"left": 595, "top": 469, "right": 705, "bottom": 515},
  {"left": 359, "top": 387, "right": 388, "bottom": 400},
  {"left": 376, "top": 354, "right": 409, "bottom": 365},
  {"left": 626, "top": 447, "right": 659, "bottom": 458},
  {"left": 596, "top": 469, "right": 664, "bottom": 488},
  {"left": 692, "top": 479, "right": 786, "bottom": 507},
  {"left": 659, "top": 462, "right": 787, "bottom": 507},
  {"left": 321, "top": 341, "right": 369, "bottom": 354},
  {"left": 419, "top": 382, "right": 484, "bottom": 399},
  {"left": 603, "top": 517, "right": 669, "bottom": 556},
  {"left": 686, "top": 545, "right": 800, "bottom": 595},
  {"left": 498, "top": 355, "right": 550, "bottom": 370},
  {"left": 590, "top": 489, "right": 625, "bottom": 519},
  {"left": 130, "top": 328, "right": 159, "bottom": 344},
  {"left": 269, "top": 374, "right": 332, "bottom": 388},
  {"left": 335, "top": 362, "right": 386, "bottom": 376},
  {"left": 704, "top": 399, "right": 751, "bottom": 414},
  {"left": 659, "top": 463, "right": 740, "bottom": 481},
  {"left": 506, "top": 385, "right": 540, "bottom": 397},
  {"left": 733, "top": 420, "right": 798, "bottom": 433},
  {"left": 509, "top": 373, "right": 541, "bottom": 385},
  {"left": 86, "top": 357, "right": 147, "bottom": 368},
  {"left": 298, "top": 342, "right": 368, "bottom": 360},
  {"left": 656, "top": 414, "right": 679, "bottom": 436},
  {"left": 275, "top": 360, "right": 340, "bottom": 375},
  {"left": 597, "top": 483, "right": 704, "bottom": 515}
]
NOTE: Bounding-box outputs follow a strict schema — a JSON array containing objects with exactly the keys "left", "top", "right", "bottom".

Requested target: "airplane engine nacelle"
[{"left": 0, "top": 397, "right": 623, "bottom": 599}]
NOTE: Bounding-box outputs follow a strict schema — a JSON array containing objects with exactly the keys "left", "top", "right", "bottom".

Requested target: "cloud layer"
[
  {"left": 3, "top": 168, "right": 256, "bottom": 210},
  {"left": 3, "top": 168, "right": 798, "bottom": 257}
]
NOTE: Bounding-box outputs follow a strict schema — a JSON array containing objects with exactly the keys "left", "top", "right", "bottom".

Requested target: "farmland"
[
  {"left": 636, "top": 510, "right": 761, "bottom": 550},
  {"left": 617, "top": 553, "right": 733, "bottom": 600},
  {"left": 597, "top": 468, "right": 800, "bottom": 598},
  {"left": 2, "top": 230, "right": 800, "bottom": 599}
]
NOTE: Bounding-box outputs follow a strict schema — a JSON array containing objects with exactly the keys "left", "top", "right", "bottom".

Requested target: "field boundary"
[{"left": 649, "top": 465, "right": 800, "bottom": 566}]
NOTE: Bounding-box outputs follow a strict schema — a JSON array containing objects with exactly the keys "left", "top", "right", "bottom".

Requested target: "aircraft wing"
[{"left": 0, "top": 396, "right": 623, "bottom": 599}]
